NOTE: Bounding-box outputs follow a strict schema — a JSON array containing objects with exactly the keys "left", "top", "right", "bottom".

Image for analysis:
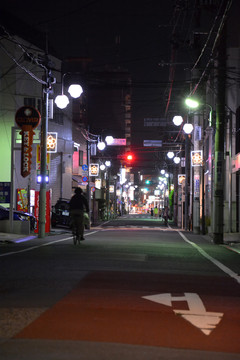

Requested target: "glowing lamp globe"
[
  {"left": 174, "top": 156, "right": 181, "bottom": 164},
  {"left": 55, "top": 94, "right": 69, "bottom": 109},
  {"left": 167, "top": 151, "right": 174, "bottom": 159},
  {"left": 185, "top": 98, "right": 199, "bottom": 109},
  {"left": 105, "top": 160, "right": 111, "bottom": 167},
  {"left": 68, "top": 84, "right": 83, "bottom": 98},
  {"left": 97, "top": 141, "right": 106, "bottom": 150},
  {"left": 173, "top": 116, "right": 183, "bottom": 126},
  {"left": 183, "top": 123, "right": 193, "bottom": 134},
  {"left": 105, "top": 136, "right": 114, "bottom": 145}
]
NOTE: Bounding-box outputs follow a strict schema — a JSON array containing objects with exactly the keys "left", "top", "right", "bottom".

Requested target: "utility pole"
[
  {"left": 38, "top": 65, "right": 53, "bottom": 238},
  {"left": 192, "top": 111, "right": 201, "bottom": 234},
  {"left": 86, "top": 138, "right": 91, "bottom": 219},
  {"left": 185, "top": 134, "right": 190, "bottom": 230},
  {"left": 212, "top": 18, "right": 226, "bottom": 244}
]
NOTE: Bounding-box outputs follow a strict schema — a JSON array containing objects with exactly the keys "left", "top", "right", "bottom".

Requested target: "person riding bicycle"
[{"left": 69, "top": 187, "right": 89, "bottom": 241}]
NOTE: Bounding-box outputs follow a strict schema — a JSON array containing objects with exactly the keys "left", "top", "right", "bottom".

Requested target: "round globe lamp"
[
  {"left": 55, "top": 94, "right": 69, "bottom": 109},
  {"left": 68, "top": 84, "right": 83, "bottom": 98},
  {"left": 173, "top": 116, "right": 183, "bottom": 126}
]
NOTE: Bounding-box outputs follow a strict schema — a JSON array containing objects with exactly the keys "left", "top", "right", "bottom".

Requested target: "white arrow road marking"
[{"left": 142, "top": 292, "right": 223, "bottom": 335}]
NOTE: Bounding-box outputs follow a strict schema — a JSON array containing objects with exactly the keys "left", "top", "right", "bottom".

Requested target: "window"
[
  {"left": 51, "top": 107, "right": 64, "bottom": 125},
  {"left": 79, "top": 150, "right": 84, "bottom": 166},
  {"left": 24, "top": 97, "right": 36, "bottom": 107}
]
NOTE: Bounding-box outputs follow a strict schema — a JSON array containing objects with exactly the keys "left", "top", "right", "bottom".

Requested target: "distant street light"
[
  {"left": 105, "top": 136, "right": 114, "bottom": 145},
  {"left": 183, "top": 123, "right": 194, "bottom": 134},
  {"left": 185, "top": 98, "right": 199, "bottom": 109},
  {"left": 167, "top": 151, "right": 174, "bottom": 159},
  {"left": 173, "top": 156, "right": 181, "bottom": 164},
  {"left": 172, "top": 115, "right": 183, "bottom": 126},
  {"left": 105, "top": 160, "right": 111, "bottom": 167},
  {"left": 97, "top": 141, "right": 106, "bottom": 150}
]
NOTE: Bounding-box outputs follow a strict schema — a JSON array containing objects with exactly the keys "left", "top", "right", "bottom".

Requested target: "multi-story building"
[{"left": 0, "top": 28, "right": 81, "bottom": 233}]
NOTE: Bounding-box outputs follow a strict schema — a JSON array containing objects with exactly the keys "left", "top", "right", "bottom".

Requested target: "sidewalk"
[
  {"left": 0, "top": 228, "right": 69, "bottom": 244},
  {"left": 221, "top": 232, "right": 240, "bottom": 254}
]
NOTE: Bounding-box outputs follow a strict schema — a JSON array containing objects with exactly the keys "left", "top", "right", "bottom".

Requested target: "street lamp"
[
  {"left": 105, "top": 136, "right": 114, "bottom": 145},
  {"left": 55, "top": 93, "right": 69, "bottom": 109},
  {"left": 68, "top": 84, "right": 83, "bottom": 98},
  {"left": 183, "top": 123, "right": 194, "bottom": 134},
  {"left": 172, "top": 115, "right": 183, "bottom": 126},
  {"left": 173, "top": 156, "right": 181, "bottom": 164},
  {"left": 55, "top": 73, "right": 83, "bottom": 109},
  {"left": 167, "top": 151, "right": 174, "bottom": 159},
  {"left": 185, "top": 98, "right": 199, "bottom": 109},
  {"left": 105, "top": 160, "right": 111, "bottom": 167},
  {"left": 185, "top": 97, "right": 213, "bottom": 234},
  {"left": 185, "top": 96, "right": 203, "bottom": 234},
  {"left": 97, "top": 141, "right": 106, "bottom": 151},
  {"left": 185, "top": 97, "right": 212, "bottom": 127}
]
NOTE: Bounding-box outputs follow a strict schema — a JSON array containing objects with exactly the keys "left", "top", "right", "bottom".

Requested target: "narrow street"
[{"left": 0, "top": 214, "right": 240, "bottom": 360}]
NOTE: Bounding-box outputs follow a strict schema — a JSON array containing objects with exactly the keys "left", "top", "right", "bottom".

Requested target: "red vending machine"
[{"left": 34, "top": 190, "right": 51, "bottom": 234}]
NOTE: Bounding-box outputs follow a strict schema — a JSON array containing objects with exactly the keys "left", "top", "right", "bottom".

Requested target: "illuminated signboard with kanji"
[
  {"left": 191, "top": 150, "right": 203, "bottom": 166},
  {"left": 90, "top": 163, "right": 99, "bottom": 176},
  {"left": 15, "top": 106, "right": 41, "bottom": 177},
  {"left": 47, "top": 132, "right": 57, "bottom": 153},
  {"left": 178, "top": 174, "right": 186, "bottom": 185}
]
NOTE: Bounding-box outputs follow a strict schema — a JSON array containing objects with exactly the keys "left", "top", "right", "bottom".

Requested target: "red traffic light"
[{"left": 125, "top": 152, "right": 134, "bottom": 163}]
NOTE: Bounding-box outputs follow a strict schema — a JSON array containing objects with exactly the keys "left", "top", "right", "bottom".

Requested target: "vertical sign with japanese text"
[{"left": 15, "top": 106, "right": 41, "bottom": 177}]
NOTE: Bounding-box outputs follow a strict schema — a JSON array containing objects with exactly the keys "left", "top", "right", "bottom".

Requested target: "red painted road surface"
[{"left": 15, "top": 271, "right": 240, "bottom": 354}]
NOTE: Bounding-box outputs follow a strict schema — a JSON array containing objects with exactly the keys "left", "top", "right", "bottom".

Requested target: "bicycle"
[{"left": 71, "top": 218, "right": 81, "bottom": 245}]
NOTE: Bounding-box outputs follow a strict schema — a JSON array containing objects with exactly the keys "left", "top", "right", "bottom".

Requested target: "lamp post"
[
  {"left": 185, "top": 97, "right": 213, "bottom": 235},
  {"left": 172, "top": 112, "right": 194, "bottom": 231},
  {"left": 105, "top": 160, "right": 111, "bottom": 220},
  {"left": 38, "top": 68, "right": 55, "bottom": 238},
  {"left": 184, "top": 98, "right": 202, "bottom": 233},
  {"left": 55, "top": 73, "right": 83, "bottom": 109}
]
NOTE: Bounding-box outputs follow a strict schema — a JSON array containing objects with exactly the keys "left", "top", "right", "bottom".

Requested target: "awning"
[{"left": 72, "top": 175, "right": 83, "bottom": 184}]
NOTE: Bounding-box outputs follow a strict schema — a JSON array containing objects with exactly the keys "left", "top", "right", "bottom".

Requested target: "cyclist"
[{"left": 69, "top": 187, "right": 89, "bottom": 241}]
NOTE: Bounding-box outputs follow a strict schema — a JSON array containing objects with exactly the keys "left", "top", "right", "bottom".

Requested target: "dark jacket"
[{"left": 69, "top": 194, "right": 89, "bottom": 212}]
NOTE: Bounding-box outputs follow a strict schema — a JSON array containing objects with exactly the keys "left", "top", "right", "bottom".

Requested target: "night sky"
[
  {"left": 1, "top": 1, "right": 228, "bottom": 172},
  {"left": 1, "top": 1, "right": 173, "bottom": 74}
]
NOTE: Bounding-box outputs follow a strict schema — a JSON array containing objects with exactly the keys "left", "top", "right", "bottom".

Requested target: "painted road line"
[
  {"left": 178, "top": 231, "right": 240, "bottom": 285},
  {"left": 142, "top": 292, "right": 223, "bottom": 336},
  {"left": 15, "top": 271, "right": 240, "bottom": 352},
  {"left": 0, "top": 230, "right": 100, "bottom": 258}
]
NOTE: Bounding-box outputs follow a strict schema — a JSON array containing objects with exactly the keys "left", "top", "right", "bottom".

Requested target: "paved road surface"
[{"left": 0, "top": 214, "right": 240, "bottom": 359}]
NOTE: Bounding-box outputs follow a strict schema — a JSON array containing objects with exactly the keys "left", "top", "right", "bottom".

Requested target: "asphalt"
[{"left": 0, "top": 227, "right": 239, "bottom": 254}]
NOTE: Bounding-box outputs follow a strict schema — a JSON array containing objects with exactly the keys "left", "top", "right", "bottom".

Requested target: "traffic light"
[
  {"left": 126, "top": 153, "right": 133, "bottom": 161},
  {"left": 125, "top": 152, "right": 134, "bottom": 164}
]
